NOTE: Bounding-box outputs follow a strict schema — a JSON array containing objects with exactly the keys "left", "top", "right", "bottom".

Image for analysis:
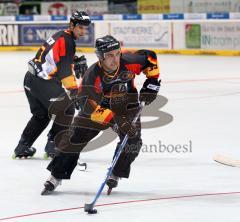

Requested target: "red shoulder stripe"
[{"left": 53, "top": 37, "right": 66, "bottom": 63}]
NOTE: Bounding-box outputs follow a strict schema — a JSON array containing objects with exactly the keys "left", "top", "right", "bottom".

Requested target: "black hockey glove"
[
  {"left": 113, "top": 115, "right": 136, "bottom": 137},
  {"left": 70, "top": 89, "right": 81, "bottom": 110},
  {"left": 73, "top": 55, "right": 88, "bottom": 79},
  {"left": 140, "top": 78, "right": 161, "bottom": 105}
]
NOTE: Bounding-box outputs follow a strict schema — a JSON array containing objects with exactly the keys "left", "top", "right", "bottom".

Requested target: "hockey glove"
[
  {"left": 140, "top": 78, "right": 161, "bottom": 105},
  {"left": 113, "top": 115, "right": 136, "bottom": 137},
  {"left": 74, "top": 55, "right": 88, "bottom": 79}
]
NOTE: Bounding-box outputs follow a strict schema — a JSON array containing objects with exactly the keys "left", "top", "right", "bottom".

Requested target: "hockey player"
[
  {"left": 41, "top": 35, "right": 161, "bottom": 194},
  {"left": 13, "top": 11, "right": 91, "bottom": 159}
]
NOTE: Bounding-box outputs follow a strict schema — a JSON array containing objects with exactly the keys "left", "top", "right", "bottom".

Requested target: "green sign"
[{"left": 185, "top": 24, "right": 201, "bottom": 49}]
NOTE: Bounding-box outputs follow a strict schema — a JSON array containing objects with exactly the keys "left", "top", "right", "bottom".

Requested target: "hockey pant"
[
  {"left": 18, "top": 72, "right": 74, "bottom": 147},
  {"left": 47, "top": 115, "right": 142, "bottom": 179}
]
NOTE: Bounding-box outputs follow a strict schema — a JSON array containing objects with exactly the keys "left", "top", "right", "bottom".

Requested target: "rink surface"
[{"left": 0, "top": 52, "right": 240, "bottom": 221}]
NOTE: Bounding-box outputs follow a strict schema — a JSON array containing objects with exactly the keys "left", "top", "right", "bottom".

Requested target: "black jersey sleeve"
[
  {"left": 79, "top": 64, "right": 115, "bottom": 126},
  {"left": 135, "top": 49, "right": 160, "bottom": 79},
  {"left": 53, "top": 32, "right": 77, "bottom": 91}
]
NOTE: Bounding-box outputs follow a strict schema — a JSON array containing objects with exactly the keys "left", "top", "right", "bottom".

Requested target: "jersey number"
[{"left": 46, "top": 37, "right": 55, "bottom": 45}]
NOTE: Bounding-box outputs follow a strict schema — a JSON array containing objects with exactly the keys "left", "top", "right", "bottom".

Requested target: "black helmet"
[
  {"left": 95, "top": 35, "right": 121, "bottom": 58},
  {"left": 70, "top": 11, "right": 91, "bottom": 26}
]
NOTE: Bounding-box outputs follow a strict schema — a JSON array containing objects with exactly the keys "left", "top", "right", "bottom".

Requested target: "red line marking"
[
  {"left": 0, "top": 76, "right": 240, "bottom": 95},
  {"left": 165, "top": 76, "right": 240, "bottom": 84},
  {"left": 0, "top": 191, "right": 240, "bottom": 221}
]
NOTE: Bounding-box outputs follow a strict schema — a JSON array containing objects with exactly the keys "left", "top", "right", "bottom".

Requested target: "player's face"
[
  {"left": 102, "top": 49, "right": 121, "bottom": 72},
  {"left": 73, "top": 25, "right": 88, "bottom": 39}
]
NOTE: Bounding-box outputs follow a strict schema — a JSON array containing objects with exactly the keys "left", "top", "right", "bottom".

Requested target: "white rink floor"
[{"left": 0, "top": 52, "right": 240, "bottom": 222}]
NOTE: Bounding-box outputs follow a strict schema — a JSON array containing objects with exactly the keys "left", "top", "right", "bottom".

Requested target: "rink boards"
[{"left": 0, "top": 19, "right": 240, "bottom": 56}]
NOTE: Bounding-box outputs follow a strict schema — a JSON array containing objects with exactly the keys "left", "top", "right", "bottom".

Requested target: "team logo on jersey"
[
  {"left": 118, "top": 83, "right": 127, "bottom": 92},
  {"left": 119, "top": 71, "right": 135, "bottom": 82}
]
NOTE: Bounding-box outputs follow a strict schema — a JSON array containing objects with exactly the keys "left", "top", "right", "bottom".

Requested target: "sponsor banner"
[
  {"left": 0, "top": 3, "right": 18, "bottom": 16},
  {"left": 137, "top": 0, "right": 170, "bottom": 13},
  {"left": 184, "top": 13, "right": 206, "bottom": 20},
  {"left": 0, "top": 24, "right": 19, "bottom": 46},
  {"left": 123, "top": 14, "right": 142, "bottom": 20},
  {"left": 51, "top": 15, "right": 67, "bottom": 21},
  {"left": 41, "top": 2, "right": 68, "bottom": 16},
  {"left": 16, "top": 15, "right": 34, "bottom": 21},
  {"left": 19, "top": 2, "right": 41, "bottom": 15},
  {"left": 89, "top": 15, "right": 103, "bottom": 20},
  {"left": 141, "top": 14, "right": 163, "bottom": 20},
  {"left": 110, "top": 22, "right": 170, "bottom": 48},
  {"left": 33, "top": 15, "right": 51, "bottom": 21},
  {"left": 207, "top": 12, "right": 229, "bottom": 19},
  {"left": 171, "top": 0, "right": 240, "bottom": 13},
  {"left": 103, "top": 14, "right": 122, "bottom": 20},
  {"left": 19, "top": 24, "right": 94, "bottom": 47},
  {"left": 108, "top": 2, "right": 137, "bottom": 14},
  {"left": 67, "top": 1, "right": 108, "bottom": 15},
  {"left": 0, "top": 16, "right": 15, "bottom": 22},
  {"left": 230, "top": 12, "right": 240, "bottom": 19},
  {"left": 41, "top": 1, "right": 107, "bottom": 16},
  {"left": 200, "top": 22, "right": 240, "bottom": 50},
  {"left": 0, "top": 3, "right": 4, "bottom": 16},
  {"left": 185, "top": 24, "right": 201, "bottom": 48},
  {"left": 163, "top": 13, "right": 184, "bottom": 20}
]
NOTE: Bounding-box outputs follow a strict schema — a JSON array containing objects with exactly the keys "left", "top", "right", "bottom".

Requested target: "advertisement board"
[
  {"left": 171, "top": 0, "right": 240, "bottom": 13},
  {"left": 185, "top": 24, "right": 201, "bottom": 48},
  {"left": 20, "top": 24, "right": 95, "bottom": 47},
  {"left": 110, "top": 22, "right": 170, "bottom": 48},
  {"left": 19, "top": 2, "right": 41, "bottom": 15},
  {"left": 185, "top": 22, "right": 240, "bottom": 50},
  {"left": 41, "top": 1, "right": 107, "bottom": 16},
  {"left": 137, "top": 0, "right": 170, "bottom": 13},
  {"left": 201, "top": 22, "right": 240, "bottom": 50},
  {"left": 0, "top": 24, "right": 18, "bottom": 46},
  {"left": 0, "top": 3, "right": 18, "bottom": 16}
]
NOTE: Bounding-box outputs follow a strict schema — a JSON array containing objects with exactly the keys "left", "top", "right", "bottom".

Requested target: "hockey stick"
[
  {"left": 213, "top": 153, "right": 240, "bottom": 167},
  {"left": 84, "top": 103, "right": 144, "bottom": 214}
]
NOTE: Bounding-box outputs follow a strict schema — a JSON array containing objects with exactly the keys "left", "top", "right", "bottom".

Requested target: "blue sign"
[
  {"left": 163, "top": 13, "right": 184, "bottom": 20},
  {"left": 123, "top": 14, "right": 142, "bottom": 20},
  {"left": 90, "top": 15, "right": 103, "bottom": 20},
  {"left": 20, "top": 24, "right": 94, "bottom": 47},
  {"left": 207, "top": 13, "right": 229, "bottom": 19},
  {"left": 51, "top": 15, "right": 67, "bottom": 21},
  {"left": 16, "top": 15, "right": 33, "bottom": 21}
]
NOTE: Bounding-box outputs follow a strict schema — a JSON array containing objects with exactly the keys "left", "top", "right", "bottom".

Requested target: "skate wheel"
[
  {"left": 43, "top": 153, "right": 49, "bottom": 160},
  {"left": 11, "top": 154, "right": 17, "bottom": 159}
]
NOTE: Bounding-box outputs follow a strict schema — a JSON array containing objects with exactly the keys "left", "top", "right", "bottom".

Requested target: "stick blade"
[
  {"left": 84, "top": 203, "right": 94, "bottom": 212},
  {"left": 213, "top": 153, "right": 240, "bottom": 167}
]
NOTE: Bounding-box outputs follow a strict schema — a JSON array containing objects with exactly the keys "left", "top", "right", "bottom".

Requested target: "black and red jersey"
[
  {"left": 79, "top": 49, "right": 160, "bottom": 125},
  {"left": 28, "top": 29, "right": 78, "bottom": 91}
]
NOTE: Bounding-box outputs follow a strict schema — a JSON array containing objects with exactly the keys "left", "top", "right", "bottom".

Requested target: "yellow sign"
[{"left": 137, "top": 0, "right": 170, "bottom": 13}]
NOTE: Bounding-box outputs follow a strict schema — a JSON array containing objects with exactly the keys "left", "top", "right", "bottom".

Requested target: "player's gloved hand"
[
  {"left": 140, "top": 78, "right": 161, "bottom": 105},
  {"left": 73, "top": 55, "right": 88, "bottom": 79},
  {"left": 113, "top": 115, "right": 136, "bottom": 137},
  {"left": 70, "top": 89, "right": 81, "bottom": 110}
]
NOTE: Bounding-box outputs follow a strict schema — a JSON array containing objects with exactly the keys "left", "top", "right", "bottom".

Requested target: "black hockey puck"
[{"left": 87, "top": 209, "right": 97, "bottom": 214}]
